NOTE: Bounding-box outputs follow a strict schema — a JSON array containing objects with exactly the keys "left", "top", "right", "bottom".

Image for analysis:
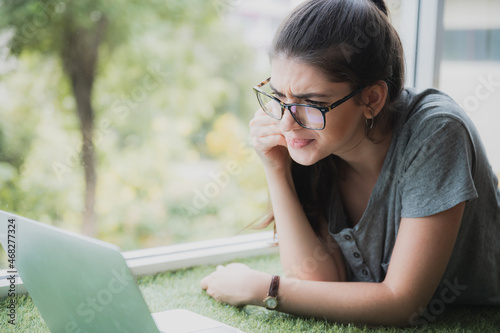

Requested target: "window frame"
[{"left": 399, "top": 0, "right": 445, "bottom": 90}]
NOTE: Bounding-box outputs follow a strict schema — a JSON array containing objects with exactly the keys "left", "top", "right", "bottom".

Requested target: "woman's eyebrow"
[{"left": 269, "top": 82, "right": 332, "bottom": 99}]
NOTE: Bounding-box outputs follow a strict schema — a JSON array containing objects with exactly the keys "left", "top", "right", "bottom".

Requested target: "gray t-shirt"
[{"left": 327, "top": 88, "right": 500, "bottom": 305}]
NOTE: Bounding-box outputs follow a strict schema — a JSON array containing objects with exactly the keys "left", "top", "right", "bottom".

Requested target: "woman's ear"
[{"left": 361, "top": 80, "right": 388, "bottom": 119}]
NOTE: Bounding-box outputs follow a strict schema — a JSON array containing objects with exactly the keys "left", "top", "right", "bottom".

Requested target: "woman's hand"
[
  {"left": 200, "top": 263, "right": 270, "bottom": 307},
  {"left": 249, "top": 109, "right": 291, "bottom": 173}
]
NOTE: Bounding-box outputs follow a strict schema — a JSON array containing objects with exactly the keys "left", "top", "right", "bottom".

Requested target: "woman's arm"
[
  {"left": 272, "top": 202, "right": 464, "bottom": 326},
  {"left": 249, "top": 109, "right": 345, "bottom": 281},
  {"left": 265, "top": 167, "right": 346, "bottom": 281},
  {"left": 201, "top": 202, "right": 464, "bottom": 326}
]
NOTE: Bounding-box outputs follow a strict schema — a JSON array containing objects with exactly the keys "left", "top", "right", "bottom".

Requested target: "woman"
[{"left": 201, "top": 0, "right": 500, "bottom": 326}]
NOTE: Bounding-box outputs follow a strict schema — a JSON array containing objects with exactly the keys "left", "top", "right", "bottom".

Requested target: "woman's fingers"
[
  {"left": 249, "top": 112, "right": 279, "bottom": 131},
  {"left": 252, "top": 133, "right": 287, "bottom": 152},
  {"left": 200, "top": 263, "right": 255, "bottom": 306},
  {"left": 250, "top": 112, "right": 284, "bottom": 148},
  {"left": 249, "top": 108, "right": 290, "bottom": 170}
]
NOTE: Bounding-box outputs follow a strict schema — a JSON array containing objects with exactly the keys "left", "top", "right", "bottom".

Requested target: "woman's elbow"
[{"left": 378, "top": 283, "right": 434, "bottom": 327}]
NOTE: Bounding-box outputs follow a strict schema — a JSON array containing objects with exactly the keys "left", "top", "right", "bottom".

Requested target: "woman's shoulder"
[
  {"left": 386, "top": 87, "right": 484, "bottom": 181},
  {"left": 397, "top": 87, "right": 468, "bottom": 124},
  {"left": 393, "top": 87, "right": 479, "bottom": 142}
]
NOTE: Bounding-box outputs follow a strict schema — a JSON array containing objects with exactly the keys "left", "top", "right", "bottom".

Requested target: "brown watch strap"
[{"left": 268, "top": 275, "right": 280, "bottom": 298}]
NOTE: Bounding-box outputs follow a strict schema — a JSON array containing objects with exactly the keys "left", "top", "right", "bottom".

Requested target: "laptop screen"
[{"left": 1, "top": 211, "right": 161, "bottom": 333}]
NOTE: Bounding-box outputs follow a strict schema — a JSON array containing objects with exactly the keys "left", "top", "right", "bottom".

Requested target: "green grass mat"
[{"left": 0, "top": 253, "right": 499, "bottom": 332}]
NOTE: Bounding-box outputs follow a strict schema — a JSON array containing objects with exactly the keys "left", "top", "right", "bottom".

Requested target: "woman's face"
[{"left": 270, "top": 57, "right": 367, "bottom": 166}]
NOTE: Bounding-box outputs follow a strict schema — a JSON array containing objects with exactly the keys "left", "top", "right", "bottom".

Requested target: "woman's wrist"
[
  {"left": 264, "top": 164, "right": 293, "bottom": 186},
  {"left": 265, "top": 169, "right": 296, "bottom": 204},
  {"left": 248, "top": 271, "right": 274, "bottom": 307}
]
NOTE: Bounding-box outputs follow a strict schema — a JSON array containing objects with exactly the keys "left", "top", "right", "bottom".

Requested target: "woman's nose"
[{"left": 279, "top": 107, "right": 302, "bottom": 132}]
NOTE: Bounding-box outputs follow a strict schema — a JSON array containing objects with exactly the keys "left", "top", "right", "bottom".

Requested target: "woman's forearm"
[
  {"left": 249, "top": 272, "right": 413, "bottom": 327},
  {"left": 278, "top": 278, "right": 414, "bottom": 326},
  {"left": 265, "top": 168, "right": 343, "bottom": 281}
]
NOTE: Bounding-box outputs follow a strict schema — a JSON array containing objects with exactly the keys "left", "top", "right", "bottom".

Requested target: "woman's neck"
[{"left": 337, "top": 130, "right": 393, "bottom": 181}]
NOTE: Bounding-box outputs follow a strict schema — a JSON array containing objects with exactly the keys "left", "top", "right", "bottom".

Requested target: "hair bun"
[{"left": 370, "top": 0, "right": 388, "bottom": 15}]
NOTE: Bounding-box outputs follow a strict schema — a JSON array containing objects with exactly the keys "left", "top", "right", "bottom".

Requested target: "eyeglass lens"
[{"left": 256, "top": 91, "right": 324, "bottom": 129}]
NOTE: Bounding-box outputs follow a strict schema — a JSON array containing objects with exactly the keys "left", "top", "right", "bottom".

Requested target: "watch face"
[{"left": 265, "top": 297, "right": 278, "bottom": 309}]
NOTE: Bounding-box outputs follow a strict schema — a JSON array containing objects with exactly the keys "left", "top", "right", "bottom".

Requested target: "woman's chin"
[{"left": 289, "top": 151, "right": 319, "bottom": 166}]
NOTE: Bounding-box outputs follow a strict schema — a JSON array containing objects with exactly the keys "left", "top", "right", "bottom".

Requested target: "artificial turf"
[{"left": 0, "top": 253, "right": 499, "bottom": 332}]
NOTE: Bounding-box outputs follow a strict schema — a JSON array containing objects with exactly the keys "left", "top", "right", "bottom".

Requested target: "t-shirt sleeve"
[{"left": 399, "top": 115, "right": 478, "bottom": 218}]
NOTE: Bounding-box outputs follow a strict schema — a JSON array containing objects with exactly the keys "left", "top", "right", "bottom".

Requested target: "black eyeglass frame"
[{"left": 253, "top": 77, "right": 365, "bottom": 130}]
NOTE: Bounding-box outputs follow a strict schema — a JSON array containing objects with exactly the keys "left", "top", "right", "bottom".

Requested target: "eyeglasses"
[{"left": 253, "top": 77, "right": 364, "bottom": 130}]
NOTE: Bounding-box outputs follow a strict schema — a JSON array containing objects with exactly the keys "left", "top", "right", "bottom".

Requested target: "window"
[
  {"left": 0, "top": 1, "right": 298, "bottom": 271},
  {"left": 395, "top": 0, "right": 500, "bottom": 173},
  {"left": 438, "top": 0, "right": 500, "bottom": 172}
]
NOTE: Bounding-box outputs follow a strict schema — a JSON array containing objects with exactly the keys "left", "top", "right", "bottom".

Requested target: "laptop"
[{"left": 0, "top": 210, "right": 245, "bottom": 333}]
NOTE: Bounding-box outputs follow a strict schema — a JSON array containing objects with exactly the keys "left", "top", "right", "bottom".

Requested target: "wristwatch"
[{"left": 263, "top": 275, "right": 280, "bottom": 310}]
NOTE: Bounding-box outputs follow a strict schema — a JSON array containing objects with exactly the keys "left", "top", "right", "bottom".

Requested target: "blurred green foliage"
[{"left": 0, "top": 0, "right": 272, "bottom": 261}]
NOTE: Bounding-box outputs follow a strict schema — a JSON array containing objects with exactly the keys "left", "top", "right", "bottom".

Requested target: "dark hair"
[
  {"left": 370, "top": 0, "right": 389, "bottom": 15},
  {"left": 258, "top": 0, "right": 405, "bottom": 235}
]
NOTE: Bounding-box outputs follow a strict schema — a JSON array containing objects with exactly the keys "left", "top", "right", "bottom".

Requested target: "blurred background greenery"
[{"left": 0, "top": 0, "right": 287, "bottom": 262}]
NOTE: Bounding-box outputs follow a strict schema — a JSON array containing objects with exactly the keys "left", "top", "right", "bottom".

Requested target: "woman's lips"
[{"left": 286, "top": 137, "right": 314, "bottom": 149}]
